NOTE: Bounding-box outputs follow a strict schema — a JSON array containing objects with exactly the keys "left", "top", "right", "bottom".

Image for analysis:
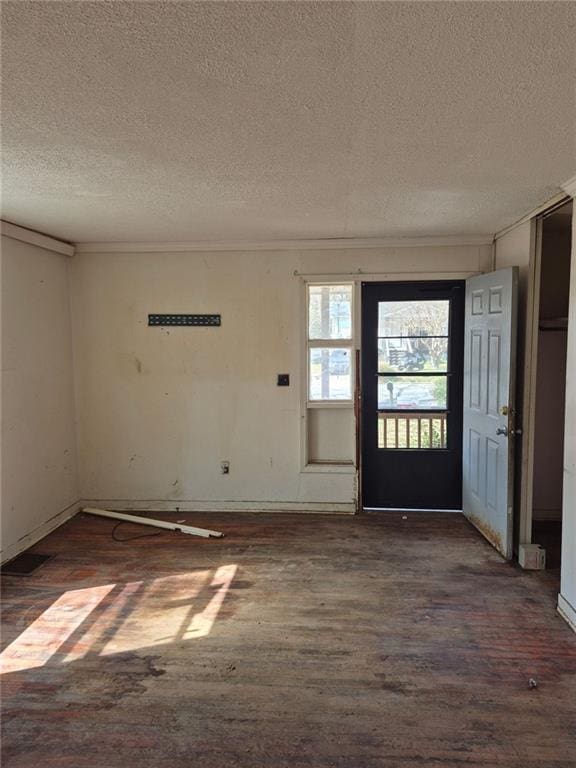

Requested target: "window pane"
[
  {"left": 378, "top": 375, "right": 447, "bottom": 410},
  {"left": 378, "top": 413, "right": 448, "bottom": 449},
  {"left": 378, "top": 300, "right": 449, "bottom": 338},
  {"left": 378, "top": 337, "right": 448, "bottom": 373},
  {"left": 309, "top": 285, "right": 352, "bottom": 340},
  {"left": 309, "top": 348, "right": 352, "bottom": 400}
]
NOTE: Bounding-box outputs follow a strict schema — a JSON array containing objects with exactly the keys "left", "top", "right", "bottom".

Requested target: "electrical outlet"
[
  {"left": 277, "top": 373, "right": 290, "bottom": 386},
  {"left": 221, "top": 461, "right": 230, "bottom": 475}
]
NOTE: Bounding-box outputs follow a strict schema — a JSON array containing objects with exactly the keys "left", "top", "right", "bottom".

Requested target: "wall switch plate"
[
  {"left": 277, "top": 374, "right": 290, "bottom": 386},
  {"left": 519, "top": 543, "right": 546, "bottom": 570},
  {"left": 221, "top": 461, "right": 230, "bottom": 475}
]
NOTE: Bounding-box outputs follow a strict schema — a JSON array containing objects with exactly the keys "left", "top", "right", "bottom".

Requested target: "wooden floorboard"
[{"left": 1, "top": 511, "right": 575, "bottom": 767}]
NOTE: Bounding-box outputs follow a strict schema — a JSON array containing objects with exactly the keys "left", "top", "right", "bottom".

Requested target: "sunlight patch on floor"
[
  {"left": 0, "top": 565, "right": 238, "bottom": 673},
  {"left": 0, "top": 584, "right": 116, "bottom": 674}
]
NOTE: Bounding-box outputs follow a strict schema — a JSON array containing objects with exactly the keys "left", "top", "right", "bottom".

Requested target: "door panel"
[
  {"left": 462, "top": 268, "right": 518, "bottom": 558},
  {"left": 361, "top": 281, "right": 465, "bottom": 510}
]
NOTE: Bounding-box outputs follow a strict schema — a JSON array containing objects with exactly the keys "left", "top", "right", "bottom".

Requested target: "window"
[
  {"left": 376, "top": 298, "right": 450, "bottom": 448},
  {"left": 307, "top": 284, "right": 354, "bottom": 403}
]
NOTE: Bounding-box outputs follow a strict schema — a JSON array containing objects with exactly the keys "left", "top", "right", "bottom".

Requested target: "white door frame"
[
  {"left": 517, "top": 197, "right": 572, "bottom": 552},
  {"left": 518, "top": 216, "right": 540, "bottom": 548}
]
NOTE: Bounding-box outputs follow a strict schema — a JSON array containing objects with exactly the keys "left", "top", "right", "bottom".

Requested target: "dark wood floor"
[{"left": 1, "top": 511, "right": 575, "bottom": 768}]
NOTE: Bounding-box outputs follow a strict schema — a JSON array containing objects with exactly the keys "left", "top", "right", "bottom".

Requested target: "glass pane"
[
  {"left": 309, "top": 285, "right": 352, "bottom": 340},
  {"left": 378, "top": 413, "right": 448, "bottom": 449},
  {"left": 309, "top": 348, "right": 352, "bottom": 400},
  {"left": 378, "top": 300, "right": 449, "bottom": 338},
  {"left": 378, "top": 375, "right": 447, "bottom": 410},
  {"left": 378, "top": 337, "right": 448, "bottom": 373}
]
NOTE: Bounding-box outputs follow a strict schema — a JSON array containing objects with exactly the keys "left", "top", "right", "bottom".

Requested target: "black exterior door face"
[{"left": 361, "top": 281, "right": 465, "bottom": 510}]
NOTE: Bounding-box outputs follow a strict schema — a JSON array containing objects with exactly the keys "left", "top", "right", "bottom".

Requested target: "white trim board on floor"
[
  {"left": 83, "top": 507, "right": 224, "bottom": 538},
  {"left": 0, "top": 501, "right": 80, "bottom": 565},
  {"left": 80, "top": 499, "right": 356, "bottom": 515}
]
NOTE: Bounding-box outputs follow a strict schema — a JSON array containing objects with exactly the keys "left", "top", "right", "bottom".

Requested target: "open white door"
[{"left": 463, "top": 267, "right": 518, "bottom": 558}]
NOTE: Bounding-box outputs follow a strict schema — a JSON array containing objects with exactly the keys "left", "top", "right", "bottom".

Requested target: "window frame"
[{"left": 305, "top": 282, "right": 355, "bottom": 408}]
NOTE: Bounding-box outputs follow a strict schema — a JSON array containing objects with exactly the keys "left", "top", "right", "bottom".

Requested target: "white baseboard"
[
  {"left": 558, "top": 594, "right": 576, "bottom": 633},
  {"left": 1, "top": 501, "right": 80, "bottom": 565},
  {"left": 80, "top": 499, "right": 355, "bottom": 515}
]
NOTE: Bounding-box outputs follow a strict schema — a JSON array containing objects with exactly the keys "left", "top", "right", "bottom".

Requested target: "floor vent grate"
[{"left": 1, "top": 553, "right": 53, "bottom": 576}]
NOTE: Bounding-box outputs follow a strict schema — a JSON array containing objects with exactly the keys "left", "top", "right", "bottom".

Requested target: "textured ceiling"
[{"left": 2, "top": 1, "right": 576, "bottom": 244}]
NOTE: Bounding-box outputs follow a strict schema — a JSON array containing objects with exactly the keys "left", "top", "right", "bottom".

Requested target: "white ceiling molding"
[
  {"left": 293, "top": 270, "right": 479, "bottom": 280},
  {"left": 75, "top": 235, "right": 493, "bottom": 254},
  {"left": 562, "top": 175, "right": 576, "bottom": 198},
  {"left": 494, "top": 190, "right": 571, "bottom": 241},
  {"left": 0, "top": 220, "right": 74, "bottom": 257}
]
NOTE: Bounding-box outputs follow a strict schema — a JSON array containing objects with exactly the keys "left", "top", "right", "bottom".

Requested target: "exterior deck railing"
[{"left": 378, "top": 412, "right": 447, "bottom": 449}]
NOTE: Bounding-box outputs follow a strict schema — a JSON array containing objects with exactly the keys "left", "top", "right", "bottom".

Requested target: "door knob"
[{"left": 496, "top": 426, "right": 509, "bottom": 437}]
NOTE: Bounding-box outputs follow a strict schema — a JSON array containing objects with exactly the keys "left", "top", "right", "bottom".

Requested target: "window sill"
[
  {"left": 301, "top": 462, "right": 356, "bottom": 475},
  {"left": 307, "top": 401, "right": 354, "bottom": 409}
]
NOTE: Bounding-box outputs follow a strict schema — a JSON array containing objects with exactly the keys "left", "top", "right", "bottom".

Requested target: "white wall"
[
  {"left": 494, "top": 221, "right": 532, "bottom": 276},
  {"left": 1, "top": 235, "right": 79, "bottom": 562},
  {"left": 493, "top": 222, "right": 533, "bottom": 402},
  {"left": 71, "top": 244, "right": 490, "bottom": 513},
  {"left": 559, "top": 210, "right": 576, "bottom": 631},
  {"left": 493, "top": 221, "right": 534, "bottom": 385}
]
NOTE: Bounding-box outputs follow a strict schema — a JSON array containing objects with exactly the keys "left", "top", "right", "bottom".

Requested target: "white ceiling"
[{"left": 2, "top": 1, "right": 575, "bottom": 244}]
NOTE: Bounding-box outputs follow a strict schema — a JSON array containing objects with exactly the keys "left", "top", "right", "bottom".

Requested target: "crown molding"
[
  {"left": 74, "top": 234, "right": 493, "bottom": 254},
  {"left": 561, "top": 174, "right": 576, "bottom": 198},
  {"left": 0, "top": 220, "right": 75, "bottom": 256},
  {"left": 494, "top": 189, "right": 572, "bottom": 240}
]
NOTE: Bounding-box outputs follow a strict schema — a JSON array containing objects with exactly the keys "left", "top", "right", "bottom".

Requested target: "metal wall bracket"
[{"left": 148, "top": 314, "right": 221, "bottom": 327}]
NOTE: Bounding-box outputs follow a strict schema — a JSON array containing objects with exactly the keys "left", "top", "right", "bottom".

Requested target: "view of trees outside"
[
  {"left": 308, "top": 285, "right": 353, "bottom": 400},
  {"left": 309, "top": 285, "right": 352, "bottom": 340},
  {"left": 378, "top": 300, "right": 449, "bottom": 410}
]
